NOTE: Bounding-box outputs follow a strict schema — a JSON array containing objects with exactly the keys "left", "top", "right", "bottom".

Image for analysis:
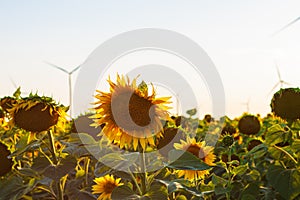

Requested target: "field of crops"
[{"left": 0, "top": 75, "right": 300, "bottom": 200}]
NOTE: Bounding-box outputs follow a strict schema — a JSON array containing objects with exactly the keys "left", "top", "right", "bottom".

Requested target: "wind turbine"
[
  {"left": 45, "top": 62, "right": 81, "bottom": 118},
  {"left": 241, "top": 97, "right": 251, "bottom": 113},
  {"left": 272, "top": 16, "right": 300, "bottom": 36},
  {"left": 268, "top": 63, "right": 291, "bottom": 96}
]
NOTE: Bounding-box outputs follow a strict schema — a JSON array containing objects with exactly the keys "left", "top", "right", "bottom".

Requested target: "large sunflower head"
[
  {"left": 92, "top": 74, "right": 171, "bottom": 151},
  {"left": 271, "top": 88, "right": 300, "bottom": 121},
  {"left": 92, "top": 174, "right": 123, "bottom": 200},
  {"left": 8, "top": 94, "right": 67, "bottom": 132},
  {"left": 174, "top": 137, "right": 216, "bottom": 181}
]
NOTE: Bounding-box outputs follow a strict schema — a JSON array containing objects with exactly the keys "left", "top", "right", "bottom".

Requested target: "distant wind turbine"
[
  {"left": 268, "top": 63, "right": 291, "bottom": 96},
  {"left": 272, "top": 16, "right": 300, "bottom": 36},
  {"left": 241, "top": 97, "right": 251, "bottom": 113},
  {"left": 45, "top": 62, "right": 81, "bottom": 118}
]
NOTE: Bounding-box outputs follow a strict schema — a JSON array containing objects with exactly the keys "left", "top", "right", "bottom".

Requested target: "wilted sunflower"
[
  {"left": 271, "top": 88, "right": 300, "bottom": 121},
  {"left": 238, "top": 115, "right": 261, "bottom": 135},
  {"left": 92, "top": 174, "right": 123, "bottom": 200},
  {"left": 174, "top": 137, "right": 216, "bottom": 181},
  {"left": 8, "top": 94, "right": 67, "bottom": 132},
  {"left": 93, "top": 74, "right": 171, "bottom": 151}
]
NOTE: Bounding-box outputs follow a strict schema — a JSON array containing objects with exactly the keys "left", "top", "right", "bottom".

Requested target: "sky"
[{"left": 0, "top": 0, "right": 300, "bottom": 119}]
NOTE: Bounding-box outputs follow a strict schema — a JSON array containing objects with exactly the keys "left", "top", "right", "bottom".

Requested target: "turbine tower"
[{"left": 46, "top": 62, "right": 81, "bottom": 118}]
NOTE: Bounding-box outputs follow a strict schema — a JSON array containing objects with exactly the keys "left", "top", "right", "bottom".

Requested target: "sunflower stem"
[
  {"left": 273, "top": 145, "right": 298, "bottom": 165},
  {"left": 128, "top": 170, "right": 143, "bottom": 196},
  {"left": 56, "top": 181, "right": 63, "bottom": 200},
  {"left": 47, "top": 130, "right": 63, "bottom": 200},
  {"left": 139, "top": 147, "right": 147, "bottom": 194},
  {"left": 84, "top": 157, "right": 90, "bottom": 187},
  {"left": 47, "top": 130, "right": 58, "bottom": 165}
]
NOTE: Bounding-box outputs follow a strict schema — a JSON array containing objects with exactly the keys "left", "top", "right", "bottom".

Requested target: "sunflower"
[
  {"left": 238, "top": 115, "right": 261, "bottom": 135},
  {"left": 93, "top": 74, "right": 171, "bottom": 151},
  {"left": 92, "top": 174, "right": 123, "bottom": 200},
  {"left": 8, "top": 94, "right": 67, "bottom": 132},
  {"left": 174, "top": 137, "right": 216, "bottom": 181},
  {"left": 271, "top": 88, "right": 300, "bottom": 121}
]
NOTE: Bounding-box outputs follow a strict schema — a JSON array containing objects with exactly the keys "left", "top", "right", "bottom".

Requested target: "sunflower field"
[{"left": 1, "top": 75, "right": 300, "bottom": 200}]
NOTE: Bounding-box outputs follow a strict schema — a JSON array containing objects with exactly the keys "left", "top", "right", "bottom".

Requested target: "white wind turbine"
[
  {"left": 268, "top": 63, "right": 291, "bottom": 96},
  {"left": 45, "top": 62, "right": 81, "bottom": 118},
  {"left": 241, "top": 97, "right": 251, "bottom": 113}
]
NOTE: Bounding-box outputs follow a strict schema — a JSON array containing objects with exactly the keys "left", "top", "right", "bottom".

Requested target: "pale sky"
[{"left": 1, "top": 0, "right": 300, "bottom": 118}]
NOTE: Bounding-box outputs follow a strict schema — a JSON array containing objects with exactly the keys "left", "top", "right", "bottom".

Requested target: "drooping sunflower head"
[
  {"left": 8, "top": 94, "right": 68, "bottom": 132},
  {"left": 238, "top": 115, "right": 261, "bottom": 135},
  {"left": 174, "top": 137, "right": 216, "bottom": 181},
  {"left": 93, "top": 74, "right": 171, "bottom": 151},
  {"left": 271, "top": 88, "right": 300, "bottom": 121},
  {"left": 92, "top": 174, "right": 123, "bottom": 200}
]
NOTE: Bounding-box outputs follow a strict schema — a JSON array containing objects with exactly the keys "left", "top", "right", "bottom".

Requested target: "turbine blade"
[
  {"left": 272, "top": 16, "right": 300, "bottom": 36},
  {"left": 282, "top": 81, "right": 292, "bottom": 85},
  {"left": 70, "top": 65, "right": 81, "bottom": 74},
  {"left": 268, "top": 82, "right": 280, "bottom": 96},
  {"left": 44, "top": 61, "right": 69, "bottom": 74},
  {"left": 275, "top": 64, "right": 282, "bottom": 80},
  {"left": 9, "top": 77, "right": 17, "bottom": 89}
]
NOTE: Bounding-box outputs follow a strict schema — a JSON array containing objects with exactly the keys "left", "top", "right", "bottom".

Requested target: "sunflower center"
[
  {"left": 111, "top": 90, "right": 155, "bottom": 132},
  {"left": 186, "top": 144, "right": 205, "bottom": 160},
  {"left": 103, "top": 181, "right": 117, "bottom": 194}
]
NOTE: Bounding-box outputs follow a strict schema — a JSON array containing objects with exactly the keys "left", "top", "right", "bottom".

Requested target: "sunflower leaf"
[
  {"left": 266, "top": 165, "right": 300, "bottom": 199},
  {"left": 166, "top": 149, "right": 212, "bottom": 170},
  {"left": 111, "top": 185, "right": 148, "bottom": 200}
]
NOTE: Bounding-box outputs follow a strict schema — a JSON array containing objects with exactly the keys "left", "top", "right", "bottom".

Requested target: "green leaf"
[
  {"left": 138, "top": 81, "right": 148, "bottom": 95},
  {"left": 243, "top": 169, "right": 261, "bottom": 182},
  {"left": 98, "top": 152, "right": 139, "bottom": 171},
  {"left": 13, "top": 87, "right": 21, "bottom": 98},
  {"left": 167, "top": 149, "right": 211, "bottom": 170},
  {"left": 0, "top": 176, "right": 36, "bottom": 200},
  {"left": 44, "top": 156, "right": 77, "bottom": 181},
  {"left": 232, "top": 164, "right": 248, "bottom": 176},
  {"left": 266, "top": 165, "right": 300, "bottom": 199},
  {"left": 265, "top": 124, "right": 290, "bottom": 146},
  {"left": 186, "top": 108, "right": 197, "bottom": 116},
  {"left": 211, "top": 174, "right": 227, "bottom": 186},
  {"left": 246, "top": 143, "right": 268, "bottom": 159},
  {"left": 111, "top": 185, "right": 147, "bottom": 200},
  {"left": 291, "top": 139, "right": 300, "bottom": 156},
  {"left": 158, "top": 180, "right": 208, "bottom": 198},
  {"left": 62, "top": 133, "right": 100, "bottom": 158},
  {"left": 146, "top": 182, "right": 168, "bottom": 200},
  {"left": 240, "top": 183, "right": 260, "bottom": 199}
]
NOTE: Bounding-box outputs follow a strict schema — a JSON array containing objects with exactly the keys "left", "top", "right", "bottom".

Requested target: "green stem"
[
  {"left": 226, "top": 147, "right": 232, "bottom": 200},
  {"left": 273, "top": 145, "right": 298, "bottom": 165},
  {"left": 47, "top": 130, "right": 58, "bottom": 165},
  {"left": 84, "top": 157, "right": 90, "bottom": 187},
  {"left": 128, "top": 171, "right": 143, "bottom": 196},
  {"left": 47, "top": 130, "right": 63, "bottom": 200},
  {"left": 139, "top": 147, "right": 147, "bottom": 194},
  {"left": 56, "top": 181, "right": 63, "bottom": 200}
]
